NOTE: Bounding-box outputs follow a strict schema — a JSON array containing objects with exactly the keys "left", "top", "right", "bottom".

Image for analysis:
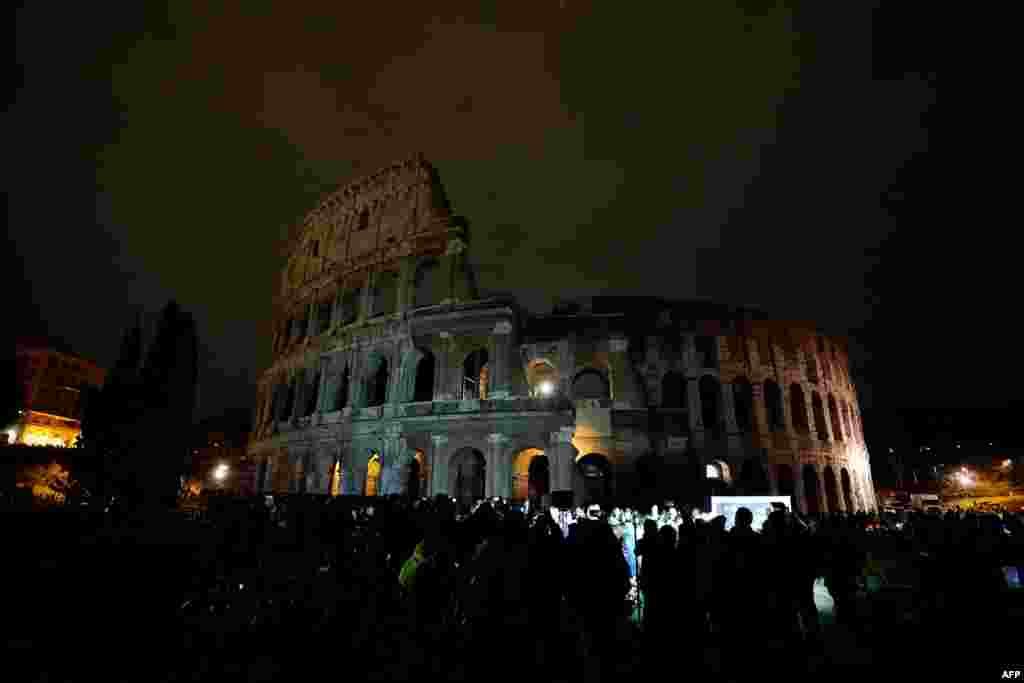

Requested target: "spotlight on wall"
[
  {"left": 214, "top": 463, "right": 229, "bottom": 482},
  {"left": 539, "top": 381, "right": 554, "bottom": 397}
]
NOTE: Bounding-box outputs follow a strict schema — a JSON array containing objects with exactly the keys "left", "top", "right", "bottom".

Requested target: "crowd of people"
[{"left": 172, "top": 492, "right": 1022, "bottom": 680}]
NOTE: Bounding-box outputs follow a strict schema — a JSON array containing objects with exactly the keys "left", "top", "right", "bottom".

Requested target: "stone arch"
[
  {"left": 413, "top": 350, "right": 435, "bottom": 402},
  {"left": 450, "top": 447, "right": 487, "bottom": 504},
  {"left": 738, "top": 458, "right": 770, "bottom": 495},
  {"left": 699, "top": 375, "right": 721, "bottom": 436},
  {"left": 661, "top": 371, "right": 686, "bottom": 408},
  {"left": 332, "top": 365, "right": 350, "bottom": 411},
  {"left": 365, "top": 453, "right": 381, "bottom": 496},
  {"left": 304, "top": 369, "right": 320, "bottom": 417},
  {"left": 575, "top": 453, "right": 612, "bottom": 505},
  {"left": 412, "top": 258, "right": 445, "bottom": 308},
  {"left": 824, "top": 466, "right": 841, "bottom": 512},
  {"left": 802, "top": 464, "right": 821, "bottom": 515},
  {"left": 371, "top": 271, "right": 399, "bottom": 317},
  {"left": 527, "top": 359, "right": 560, "bottom": 398},
  {"left": 511, "top": 448, "right": 548, "bottom": 502},
  {"left": 462, "top": 348, "right": 489, "bottom": 400},
  {"left": 364, "top": 354, "right": 390, "bottom": 407},
  {"left": 811, "top": 391, "right": 828, "bottom": 441},
  {"left": 790, "top": 384, "right": 809, "bottom": 434},
  {"left": 732, "top": 376, "right": 754, "bottom": 432},
  {"left": 764, "top": 379, "right": 784, "bottom": 431},
  {"left": 828, "top": 394, "right": 844, "bottom": 441},
  {"left": 573, "top": 368, "right": 610, "bottom": 400},
  {"left": 841, "top": 467, "right": 855, "bottom": 512}
]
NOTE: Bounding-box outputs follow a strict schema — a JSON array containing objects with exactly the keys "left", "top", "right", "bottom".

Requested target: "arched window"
[
  {"left": 414, "top": 351, "right": 435, "bottom": 402},
  {"left": 332, "top": 366, "right": 350, "bottom": 411},
  {"left": 811, "top": 391, "right": 828, "bottom": 440},
  {"left": 282, "top": 379, "right": 297, "bottom": 419},
  {"left": 305, "top": 371, "right": 320, "bottom": 416},
  {"left": 413, "top": 258, "right": 444, "bottom": 308},
  {"left": 699, "top": 376, "right": 721, "bottom": 435},
  {"left": 463, "top": 349, "right": 489, "bottom": 400},
  {"left": 828, "top": 394, "right": 844, "bottom": 441},
  {"left": 661, "top": 371, "right": 686, "bottom": 408},
  {"left": 732, "top": 377, "right": 753, "bottom": 432},
  {"left": 371, "top": 272, "right": 398, "bottom": 317},
  {"left": 764, "top": 379, "right": 784, "bottom": 432},
  {"left": 317, "top": 299, "right": 332, "bottom": 334},
  {"left": 790, "top": 384, "right": 809, "bottom": 434},
  {"left": 573, "top": 369, "right": 610, "bottom": 400},
  {"left": 806, "top": 352, "right": 819, "bottom": 384},
  {"left": 367, "top": 358, "right": 389, "bottom": 407},
  {"left": 358, "top": 209, "right": 370, "bottom": 231}
]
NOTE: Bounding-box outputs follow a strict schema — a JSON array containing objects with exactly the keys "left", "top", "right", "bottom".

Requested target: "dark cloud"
[{"left": 12, "top": 2, "right": 970, "bottom": 418}]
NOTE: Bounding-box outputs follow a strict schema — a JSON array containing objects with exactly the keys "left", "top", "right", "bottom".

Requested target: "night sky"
[{"left": 10, "top": 3, "right": 1009, "bottom": 425}]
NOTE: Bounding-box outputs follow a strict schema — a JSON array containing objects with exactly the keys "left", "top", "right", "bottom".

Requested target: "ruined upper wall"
[{"left": 280, "top": 155, "right": 458, "bottom": 300}]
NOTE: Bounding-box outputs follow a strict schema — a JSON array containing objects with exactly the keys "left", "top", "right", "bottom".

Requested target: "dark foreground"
[{"left": 10, "top": 506, "right": 1024, "bottom": 683}]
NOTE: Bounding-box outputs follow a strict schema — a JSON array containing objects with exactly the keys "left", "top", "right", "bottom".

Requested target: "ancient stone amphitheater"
[{"left": 248, "top": 155, "right": 877, "bottom": 514}]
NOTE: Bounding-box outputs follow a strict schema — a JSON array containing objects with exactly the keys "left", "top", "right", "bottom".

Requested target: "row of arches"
[
  {"left": 657, "top": 373, "right": 861, "bottom": 441},
  {"left": 274, "top": 259, "right": 448, "bottom": 354},
  {"left": 696, "top": 458, "right": 869, "bottom": 513},
  {"left": 259, "top": 345, "right": 495, "bottom": 427}
]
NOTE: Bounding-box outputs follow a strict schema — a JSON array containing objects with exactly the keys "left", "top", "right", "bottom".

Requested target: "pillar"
[
  {"left": 489, "top": 322, "right": 513, "bottom": 399},
  {"left": 816, "top": 464, "right": 829, "bottom": 514},
  {"left": 819, "top": 393, "right": 835, "bottom": 443},
  {"left": 721, "top": 382, "right": 738, "bottom": 433},
  {"left": 832, "top": 464, "right": 848, "bottom": 512},
  {"left": 791, "top": 462, "right": 807, "bottom": 514},
  {"left": 802, "top": 386, "right": 817, "bottom": 441},
  {"left": 751, "top": 381, "right": 770, "bottom": 437},
  {"left": 441, "top": 236, "right": 473, "bottom": 304},
  {"left": 487, "top": 433, "right": 512, "bottom": 497},
  {"left": 436, "top": 333, "right": 456, "bottom": 401},
  {"left": 549, "top": 427, "right": 577, "bottom": 502},
  {"left": 430, "top": 435, "right": 450, "bottom": 496}
]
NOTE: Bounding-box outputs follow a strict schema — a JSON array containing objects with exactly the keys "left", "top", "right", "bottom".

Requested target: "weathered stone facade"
[{"left": 248, "top": 157, "right": 877, "bottom": 513}]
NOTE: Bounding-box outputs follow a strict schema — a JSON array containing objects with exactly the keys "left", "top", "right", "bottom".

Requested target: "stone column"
[
  {"left": 441, "top": 236, "right": 471, "bottom": 304},
  {"left": 608, "top": 337, "right": 645, "bottom": 408},
  {"left": 436, "top": 333, "right": 456, "bottom": 400},
  {"left": 815, "top": 465, "right": 829, "bottom": 514},
  {"left": 489, "top": 322, "right": 513, "bottom": 399},
  {"left": 832, "top": 465, "right": 847, "bottom": 512},
  {"left": 487, "top": 433, "right": 512, "bottom": 498},
  {"left": 751, "top": 381, "right": 770, "bottom": 438},
  {"left": 802, "top": 386, "right": 817, "bottom": 441},
  {"left": 549, "top": 427, "right": 577, "bottom": 505},
  {"left": 430, "top": 435, "right": 450, "bottom": 495},
  {"left": 819, "top": 394, "right": 835, "bottom": 443},
  {"left": 791, "top": 462, "right": 806, "bottom": 514},
  {"left": 397, "top": 257, "right": 414, "bottom": 314}
]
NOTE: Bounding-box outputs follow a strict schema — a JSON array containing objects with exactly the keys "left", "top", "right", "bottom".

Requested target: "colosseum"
[{"left": 248, "top": 155, "right": 878, "bottom": 514}]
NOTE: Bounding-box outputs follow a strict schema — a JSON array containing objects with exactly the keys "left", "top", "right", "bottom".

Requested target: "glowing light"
[
  {"left": 538, "top": 381, "right": 554, "bottom": 397},
  {"left": 1004, "top": 459, "right": 1013, "bottom": 468},
  {"left": 213, "top": 464, "right": 229, "bottom": 482},
  {"left": 706, "top": 464, "right": 720, "bottom": 479}
]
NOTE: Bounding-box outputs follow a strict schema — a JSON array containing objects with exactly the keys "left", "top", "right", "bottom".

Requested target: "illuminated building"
[
  {"left": 7, "top": 339, "right": 106, "bottom": 448},
  {"left": 248, "top": 156, "right": 877, "bottom": 513}
]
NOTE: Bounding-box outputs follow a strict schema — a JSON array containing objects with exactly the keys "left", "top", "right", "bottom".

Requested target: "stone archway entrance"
[
  {"left": 802, "top": 465, "right": 821, "bottom": 515},
  {"left": 511, "top": 448, "right": 549, "bottom": 505},
  {"left": 575, "top": 453, "right": 612, "bottom": 506},
  {"left": 450, "top": 448, "right": 486, "bottom": 506}
]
